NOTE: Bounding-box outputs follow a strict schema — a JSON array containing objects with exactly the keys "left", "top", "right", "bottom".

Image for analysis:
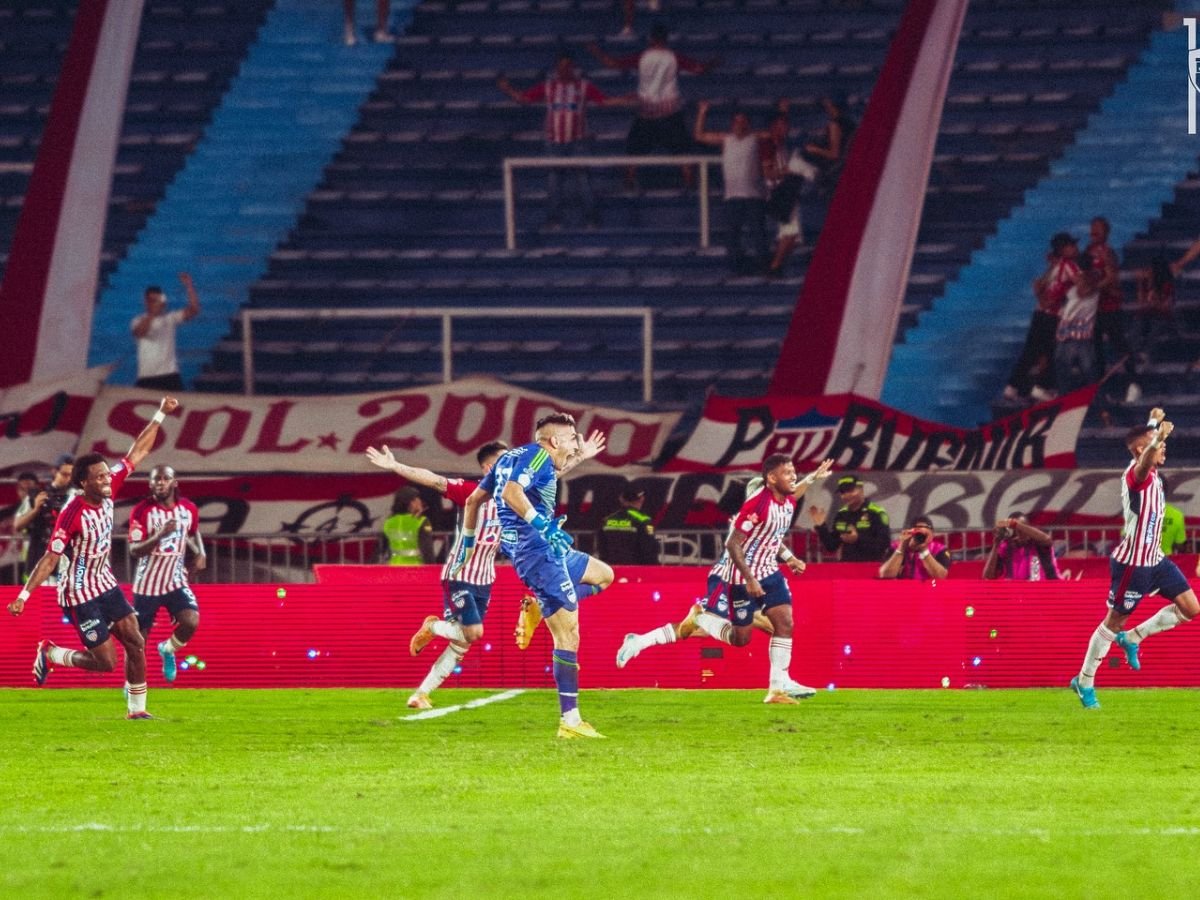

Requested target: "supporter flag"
[
  {"left": 0, "top": 2, "right": 146, "bottom": 389},
  {"left": 768, "top": 0, "right": 968, "bottom": 397}
]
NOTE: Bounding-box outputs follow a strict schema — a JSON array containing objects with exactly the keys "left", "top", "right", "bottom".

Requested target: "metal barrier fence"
[{"left": 3, "top": 525, "right": 1191, "bottom": 586}]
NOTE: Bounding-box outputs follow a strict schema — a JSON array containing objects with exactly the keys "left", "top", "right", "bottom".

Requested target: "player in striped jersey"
[
  {"left": 366, "top": 440, "right": 510, "bottom": 710},
  {"left": 616, "top": 457, "right": 833, "bottom": 704},
  {"left": 458, "top": 413, "right": 613, "bottom": 738},
  {"left": 7, "top": 396, "right": 178, "bottom": 719},
  {"left": 1070, "top": 408, "right": 1199, "bottom": 709},
  {"left": 129, "top": 465, "right": 205, "bottom": 683}
]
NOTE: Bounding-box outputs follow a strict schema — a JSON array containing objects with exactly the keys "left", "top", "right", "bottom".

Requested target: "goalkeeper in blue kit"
[{"left": 458, "top": 413, "right": 614, "bottom": 738}]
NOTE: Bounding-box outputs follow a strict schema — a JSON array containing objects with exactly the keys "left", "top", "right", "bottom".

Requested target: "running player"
[
  {"left": 7, "top": 396, "right": 179, "bottom": 719},
  {"left": 618, "top": 455, "right": 832, "bottom": 703},
  {"left": 366, "top": 440, "right": 510, "bottom": 710},
  {"left": 1070, "top": 407, "right": 1199, "bottom": 709},
  {"left": 458, "top": 413, "right": 614, "bottom": 739},
  {"left": 128, "top": 465, "right": 206, "bottom": 683}
]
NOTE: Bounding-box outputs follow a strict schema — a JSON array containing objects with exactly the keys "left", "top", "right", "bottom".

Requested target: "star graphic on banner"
[{"left": 317, "top": 432, "right": 341, "bottom": 450}]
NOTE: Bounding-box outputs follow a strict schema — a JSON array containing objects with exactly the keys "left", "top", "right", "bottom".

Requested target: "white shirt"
[
  {"left": 132, "top": 309, "right": 186, "bottom": 378},
  {"left": 722, "top": 134, "right": 763, "bottom": 200},
  {"left": 636, "top": 47, "right": 682, "bottom": 118}
]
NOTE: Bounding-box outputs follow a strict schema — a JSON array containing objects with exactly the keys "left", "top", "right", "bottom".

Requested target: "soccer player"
[
  {"left": 366, "top": 440, "right": 510, "bottom": 710},
  {"left": 128, "top": 465, "right": 206, "bottom": 683},
  {"left": 7, "top": 397, "right": 179, "bottom": 719},
  {"left": 458, "top": 413, "right": 614, "bottom": 739},
  {"left": 616, "top": 456, "right": 833, "bottom": 704},
  {"left": 1070, "top": 408, "right": 1200, "bottom": 709}
]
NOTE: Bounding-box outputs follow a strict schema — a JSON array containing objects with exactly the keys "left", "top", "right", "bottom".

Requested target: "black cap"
[
  {"left": 835, "top": 475, "right": 862, "bottom": 492},
  {"left": 911, "top": 515, "right": 934, "bottom": 529},
  {"left": 620, "top": 487, "right": 646, "bottom": 504}
]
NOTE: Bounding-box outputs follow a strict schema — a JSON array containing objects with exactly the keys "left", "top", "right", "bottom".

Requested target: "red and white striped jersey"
[
  {"left": 129, "top": 497, "right": 199, "bottom": 596},
  {"left": 710, "top": 490, "right": 796, "bottom": 584},
  {"left": 1113, "top": 462, "right": 1165, "bottom": 567},
  {"left": 440, "top": 479, "right": 501, "bottom": 586},
  {"left": 50, "top": 458, "right": 133, "bottom": 608},
  {"left": 521, "top": 78, "right": 607, "bottom": 143}
]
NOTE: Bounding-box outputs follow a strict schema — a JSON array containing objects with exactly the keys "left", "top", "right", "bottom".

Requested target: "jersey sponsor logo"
[{"left": 78, "top": 618, "right": 101, "bottom": 631}]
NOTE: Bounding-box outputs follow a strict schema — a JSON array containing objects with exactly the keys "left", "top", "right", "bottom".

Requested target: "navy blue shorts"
[
  {"left": 513, "top": 547, "right": 591, "bottom": 618},
  {"left": 702, "top": 571, "right": 792, "bottom": 626},
  {"left": 1107, "top": 557, "right": 1191, "bottom": 615},
  {"left": 134, "top": 586, "right": 199, "bottom": 633},
  {"left": 442, "top": 580, "right": 492, "bottom": 627},
  {"left": 64, "top": 587, "right": 136, "bottom": 649}
]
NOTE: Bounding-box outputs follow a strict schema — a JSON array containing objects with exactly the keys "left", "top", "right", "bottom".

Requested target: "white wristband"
[
  {"left": 919, "top": 549, "right": 931, "bottom": 560},
  {"left": 778, "top": 547, "right": 795, "bottom": 562},
  {"left": 521, "top": 506, "right": 540, "bottom": 524},
  {"left": 17, "top": 589, "right": 30, "bottom": 603},
  {"left": 1147, "top": 416, "right": 1160, "bottom": 428},
  {"left": 151, "top": 410, "right": 166, "bottom": 425},
  {"left": 462, "top": 527, "right": 476, "bottom": 539}
]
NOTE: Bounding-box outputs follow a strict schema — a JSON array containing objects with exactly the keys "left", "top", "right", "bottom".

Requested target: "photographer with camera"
[
  {"left": 983, "top": 513, "right": 1061, "bottom": 581},
  {"left": 879, "top": 515, "right": 950, "bottom": 581}
]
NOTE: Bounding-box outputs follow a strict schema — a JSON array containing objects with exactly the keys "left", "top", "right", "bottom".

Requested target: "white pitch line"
[{"left": 399, "top": 688, "right": 526, "bottom": 721}]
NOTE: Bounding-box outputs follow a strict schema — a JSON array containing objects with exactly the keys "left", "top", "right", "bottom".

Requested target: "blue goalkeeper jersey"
[{"left": 478, "top": 442, "right": 559, "bottom": 555}]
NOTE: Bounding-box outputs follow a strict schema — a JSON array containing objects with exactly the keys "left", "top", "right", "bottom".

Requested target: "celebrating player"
[
  {"left": 1070, "top": 408, "right": 1199, "bottom": 709},
  {"left": 7, "top": 397, "right": 179, "bottom": 719},
  {"left": 128, "top": 465, "right": 206, "bottom": 683},
  {"left": 459, "top": 413, "right": 613, "bottom": 739},
  {"left": 366, "top": 440, "right": 509, "bottom": 710},
  {"left": 617, "top": 456, "right": 833, "bottom": 703}
]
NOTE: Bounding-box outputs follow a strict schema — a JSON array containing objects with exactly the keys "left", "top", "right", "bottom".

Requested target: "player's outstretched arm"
[
  {"left": 1133, "top": 419, "right": 1172, "bottom": 484},
  {"left": 126, "top": 396, "right": 179, "bottom": 469},
  {"left": 189, "top": 532, "right": 207, "bottom": 572},
  {"left": 365, "top": 445, "right": 449, "bottom": 493},
  {"left": 792, "top": 458, "right": 834, "bottom": 499},
  {"left": 7, "top": 550, "right": 62, "bottom": 615},
  {"left": 558, "top": 429, "right": 606, "bottom": 476}
]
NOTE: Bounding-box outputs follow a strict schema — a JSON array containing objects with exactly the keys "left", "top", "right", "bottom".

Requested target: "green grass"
[{"left": 2, "top": 688, "right": 1200, "bottom": 898}]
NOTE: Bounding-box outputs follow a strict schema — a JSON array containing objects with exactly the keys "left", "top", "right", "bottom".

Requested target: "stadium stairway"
[
  {"left": 86, "top": 0, "right": 407, "bottom": 386},
  {"left": 882, "top": 17, "right": 1193, "bottom": 427},
  {"left": 192, "top": 0, "right": 1165, "bottom": 405}
]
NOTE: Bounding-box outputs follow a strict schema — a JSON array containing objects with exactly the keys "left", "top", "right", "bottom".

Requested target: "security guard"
[
  {"left": 598, "top": 488, "right": 659, "bottom": 565},
  {"left": 381, "top": 486, "right": 435, "bottom": 565},
  {"left": 810, "top": 475, "right": 891, "bottom": 562}
]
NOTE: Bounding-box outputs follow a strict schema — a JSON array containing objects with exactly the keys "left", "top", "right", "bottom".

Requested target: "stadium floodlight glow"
[
  {"left": 972, "top": 657, "right": 982, "bottom": 667},
  {"left": 989, "top": 629, "right": 998, "bottom": 639},
  {"left": 965, "top": 606, "right": 975, "bottom": 618},
  {"left": 651, "top": 591, "right": 661, "bottom": 602},
  {"left": 842, "top": 644, "right": 852, "bottom": 656},
  {"left": 306, "top": 649, "right": 318, "bottom": 659},
  {"left": 484, "top": 643, "right": 492, "bottom": 652},
  {"left": 453, "top": 666, "right": 463, "bottom": 675}
]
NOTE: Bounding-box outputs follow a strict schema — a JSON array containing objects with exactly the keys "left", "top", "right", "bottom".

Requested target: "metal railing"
[
  {"left": 240, "top": 305, "right": 656, "bottom": 402},
  {"left": 2, "top": 526, "right": 1191, "bottom": 587},
  {"left": 502, "top": 154, "right": 722, "bottom": 250}
]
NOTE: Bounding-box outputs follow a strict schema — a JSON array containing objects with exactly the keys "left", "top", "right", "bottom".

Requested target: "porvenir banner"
[
  {"left": 75, "top": 377, "right": 681, "bottom": 474},
  {"left": 664, "top": 386, "right": 1097, "bottom": 473},
  {"left": 10, "top": 465, "right": 1173, "bottom": 539}
]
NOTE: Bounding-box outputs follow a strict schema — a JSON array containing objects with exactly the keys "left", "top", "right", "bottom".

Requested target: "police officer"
[
  {"left": 808, "top": 475, "right": 891, "bottom": 562},
  {"left": 380, "top": 486, "right": 435, "bottom": 565},
  {"left": 598, "top": 488, "right": 658, "bottom": 565}
]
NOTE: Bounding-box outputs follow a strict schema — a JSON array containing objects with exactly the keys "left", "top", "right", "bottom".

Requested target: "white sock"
[
  {"left": 768, "top": 636, "right": 793, "bottom": 690},
  {"left": 161, "top": 633, "right": 186, "bottom": 654},
  {"left": 431, "top": 620, "right": 465, "bottom": 642},
  {"left": 562, "top": 707, "right": 582, "bottom": 727},
  {"left": 1131, "top": 605, "right": 1183, "bottom": 643},
  {"left": 1078, "top": 624, "right": 1115, "bottom": 689},
  {"left": 634, "top": 624, "right": 676, "bottom": 653},
  {"left": 695, "top": 612, "right": 732, "bottom": 644},
  {"left": 126, "top": 682, "right": 148, "bottom": 714},
  {"left": 418, "top": 644, "right": 466, "bottom": 695},
  {"left": 47, "top": 646, "right": 76, "bottom": 667}
]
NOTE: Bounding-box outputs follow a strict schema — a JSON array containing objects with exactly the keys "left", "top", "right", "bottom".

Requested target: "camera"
[{"left": 911, "top": 531, "right": 928, "bottom": 545}]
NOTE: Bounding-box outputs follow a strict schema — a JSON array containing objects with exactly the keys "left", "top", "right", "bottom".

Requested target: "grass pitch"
[{"left": 2, "top": 688, "right": 1200, "bottom": 899}]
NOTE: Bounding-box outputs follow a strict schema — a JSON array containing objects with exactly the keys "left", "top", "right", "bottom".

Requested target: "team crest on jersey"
[
  {"left": 86, "top": 631, "right": 98, "bottom": 642},
  {"left": 452, "top": 590, "right": 470, "bottom": 610},
  {"left": 716, "top": 598, "right": 728, "bottom": 612}
]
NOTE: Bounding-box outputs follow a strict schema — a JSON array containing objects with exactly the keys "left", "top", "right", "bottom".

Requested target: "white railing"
[
  {"left": 502, "top": 154, "right": 722, "bottom": 250},
  {"left": 240, "top": 305, "right": 656, "bottom": 402}
]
